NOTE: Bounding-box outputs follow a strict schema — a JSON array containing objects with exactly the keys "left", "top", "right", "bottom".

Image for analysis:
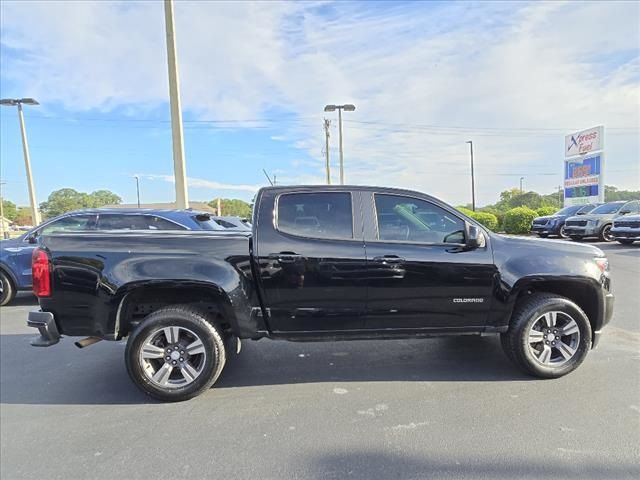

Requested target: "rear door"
[
  {"left": 361, "top": 191, "right": 496, "bottom": 330},
  {"left": 254, "top": 189, "right": 367, "bottom": 332}
]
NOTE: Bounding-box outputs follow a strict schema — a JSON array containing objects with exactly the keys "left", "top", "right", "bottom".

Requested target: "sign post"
[{"left": 564, "top": 126, "right": 604, "bottom": 206}]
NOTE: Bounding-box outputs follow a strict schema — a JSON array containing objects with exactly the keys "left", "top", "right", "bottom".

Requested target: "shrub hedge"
[
  {"left": 456, "top": 207, "right": 499, "bottom": 231},
  {"left": 504, "top": 207, "right": 538, "bottom": 234},
  {"left": 535, "top": 206, "right": 558, "bottom": 217}
]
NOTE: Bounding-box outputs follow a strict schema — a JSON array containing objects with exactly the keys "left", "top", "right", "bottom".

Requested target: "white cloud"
[
  {"left": 1, "top": 0, "right": 638, "bottom": 205},
  {"left": 138, "top": 174, "right": 260, "bottom": 193}
]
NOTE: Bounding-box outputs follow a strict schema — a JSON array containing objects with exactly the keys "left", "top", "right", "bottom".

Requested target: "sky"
[{"left": 0, "top": 0, "right": 638, "bottom": 208}]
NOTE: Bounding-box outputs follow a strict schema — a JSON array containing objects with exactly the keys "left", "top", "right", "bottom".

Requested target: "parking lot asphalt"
[{"left": 1, "top": 242, "right": 639, "bottom": 480}]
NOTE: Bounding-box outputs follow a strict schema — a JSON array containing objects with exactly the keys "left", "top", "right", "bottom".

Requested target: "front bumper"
[
  {"left": 27, "top": 310, "right": 61, "bottom": 347},
  {"left": 611, "top": 228, "right": 640, "bottom": 241},
  {"left": 593, "top": 292, "right": 615, "bottom": 349},
  {"left": 531, "top": 224, "right": 560, "bottom": 235},
  {"left": 563, "top": 226, "right": 599, "bottom": 237}
]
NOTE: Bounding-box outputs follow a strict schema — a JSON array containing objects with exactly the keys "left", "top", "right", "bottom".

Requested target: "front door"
[
  {"left": 362, "top": 192, "right": 496, "bottom": 330},
  {"left": 254, "top": 190, "right": 367, "bottom": 332}
]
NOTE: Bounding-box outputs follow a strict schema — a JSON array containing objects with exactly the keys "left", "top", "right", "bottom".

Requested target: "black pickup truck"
[{"left": 28, "top": 186, "right": 614, "bottom": 401}]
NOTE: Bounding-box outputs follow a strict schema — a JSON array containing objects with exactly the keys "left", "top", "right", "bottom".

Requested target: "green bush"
[
  {"left": 504, "top": 207, "right": 538, "bottom": 234},
  {"left": 471, "top": 212, "right": 498, "bottom": 231},
  {"left": 478, "top": 207, "right": 505, "bottom": 231},
  {"left": 535, "top": 206, "right": 557, "bottom": 217},
  {"left": 455, "top": 207, "right": 499, "bottom": 231}
]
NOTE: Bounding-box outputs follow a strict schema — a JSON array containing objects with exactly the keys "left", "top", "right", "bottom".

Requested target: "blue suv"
[{"left": 0, "top": 208, "right": 241, "bottom": 305}]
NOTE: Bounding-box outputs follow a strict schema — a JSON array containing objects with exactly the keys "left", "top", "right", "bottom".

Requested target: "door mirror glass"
[{"left": 620, "top": 209, "right": 631, "bottom": 215}]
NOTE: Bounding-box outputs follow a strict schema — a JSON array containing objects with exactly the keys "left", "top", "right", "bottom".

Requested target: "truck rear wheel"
[
  {"left": 500, "top": 293, "right": 591, "bottom": 378},
  {"left": 125, "top": 306, "right": 226, "bottom": 402}
]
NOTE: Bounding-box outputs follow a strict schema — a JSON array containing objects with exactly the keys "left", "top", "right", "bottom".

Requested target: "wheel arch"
[
  {"left": 0, "top": 262, "right": 18, "bottom": 290},
  {"left": 508, "top": 277, "right": 604, "bottom": 345},
  {"left": 115, "top": 281, "right": 240, "bottom": 339}
]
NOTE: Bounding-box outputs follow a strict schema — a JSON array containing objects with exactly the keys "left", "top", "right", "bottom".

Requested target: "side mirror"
[
  {"left": 620, "top": 209, "right": 631, "bottom": 215},
  {"left": 465, "top": 223, "right": 485, "bottom": 249},
  {"left": 27, "top": 232, "right": 38, "bottom": 244}
]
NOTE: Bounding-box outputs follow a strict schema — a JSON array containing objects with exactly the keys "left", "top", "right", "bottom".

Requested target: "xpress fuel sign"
[{"left": 564, "top": 126, "right": 605, "bottom": 206}]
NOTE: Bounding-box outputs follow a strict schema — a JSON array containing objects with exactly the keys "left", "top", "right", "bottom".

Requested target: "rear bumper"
[{"left": 27, "top": 310, "right": 61, "bottom": 347}]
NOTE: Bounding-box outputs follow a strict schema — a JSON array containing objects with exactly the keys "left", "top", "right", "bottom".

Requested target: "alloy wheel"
[
  {"left": 139, "top": 326, "right": 207, "bottom": 389},
  {"left": 527, "top": 311, "right": 581, "bottom": 367}
]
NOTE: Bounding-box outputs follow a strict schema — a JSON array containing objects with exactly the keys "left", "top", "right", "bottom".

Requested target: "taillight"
[
  {"left": 594, "top": 257, "right": 609, "bottom": 273},
  {"left": 32, "top": 248, "right": 51, "bottom": 297}
]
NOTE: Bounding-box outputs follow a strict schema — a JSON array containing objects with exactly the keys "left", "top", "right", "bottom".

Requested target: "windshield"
[
  {"left": 577, "top": 204, "right": 598, "bottom": 214},
  {"left": 555, "top": 206, "right": 581, "bottom": 216},
  {"left": 590, "top": 203, "right": 624, "bottom": 215}
]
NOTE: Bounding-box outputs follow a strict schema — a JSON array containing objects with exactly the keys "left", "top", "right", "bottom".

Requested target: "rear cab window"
[{"left": 277, "top": 192, "right": 353, "bottom": 240}]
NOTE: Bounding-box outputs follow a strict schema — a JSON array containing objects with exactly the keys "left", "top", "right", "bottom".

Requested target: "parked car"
[
  {"left": 530, "top": 203, "right": 600, "bottom": 238},
  {"left": 27, "top": 185, "right": 613, "bottom": 402},
  {"left": 0, "top": 208, "right": 226, "bottom": 306},
  {"left": 610, "top": 214, "right": 640, "bottom": 245},
  {"left": 564, "top": 200, "right": 640, "bottom": 242},
  {"left": 211, "top": 216, "right": 252, "bottom": 231}
]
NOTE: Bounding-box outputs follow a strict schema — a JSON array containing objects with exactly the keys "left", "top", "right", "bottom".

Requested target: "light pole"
[
  {"left": 520, "top": 177, "right": 524, "bottom": 194},
  {"left": 324, "top": 104, "right": 356, "bottom": 185},
  {"left": 0, "top": 98, "right": 42, "bottom": 225},
  {"left": 163, "top": 0, "right": 189, "bottom": 209},
  {"left": 134, "top": 176, "right": 141, "bottom": 208},
  {"left": 465, "top": 140, "right": 476, "bottom": 211}
]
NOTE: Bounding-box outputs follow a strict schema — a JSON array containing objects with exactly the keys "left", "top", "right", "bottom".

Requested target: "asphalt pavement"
[{"left": 1, "top": 242, "right": 639, "bottom": 480}]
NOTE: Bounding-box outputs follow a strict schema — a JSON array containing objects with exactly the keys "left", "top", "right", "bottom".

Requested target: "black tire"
[
  {"left": 537, "top": 233, "right": 548, "bottom": 238},
  {"left": 617, "top": 239, "right": 635, "bottom": 245},
  {"left": 569, "top": 236, "right": 583, "bottom": 242},
  {"left": 0, "top": 270, "right": 16, "bottom": 307},
  {"left": 559, "top": 226, "right": 569, "bottom": 239},
  {"left": 599, "top": 224, "right": 614, "bottom": 242},
  {"left": 501, "top": 293, "right": 592, "bottom": 378},
  {"left": 125, "top": 305, "right": 226, "bottom": 402}
]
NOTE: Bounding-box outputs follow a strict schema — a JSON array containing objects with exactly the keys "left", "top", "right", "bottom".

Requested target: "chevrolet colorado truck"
[{"left": 27, "top": 186, "right": 614, "bottom": 401}]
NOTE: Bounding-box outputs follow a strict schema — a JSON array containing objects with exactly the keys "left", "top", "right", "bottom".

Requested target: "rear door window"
[
  {"left": 145, "top": 216, "right": 185, "bottom": 230},
  {"left": 40, "top": 215, "right": 97, "bottom": 235},
  {"left": 97, "top": 214, "right": 149, "bottom": 230},
  {"left": 277, "top": 192, "right": 353, "bottom": 240}
]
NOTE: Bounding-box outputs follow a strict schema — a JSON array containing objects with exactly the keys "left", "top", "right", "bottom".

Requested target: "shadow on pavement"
[
  {"left": 305, "top": 450, "right": 640, "bottom": 480},
  {"left": 5, "top": 293, "right": 38, "bottom": 307},
  {"left": 0, "top": 334, "right": 532, "bottom": 406}
]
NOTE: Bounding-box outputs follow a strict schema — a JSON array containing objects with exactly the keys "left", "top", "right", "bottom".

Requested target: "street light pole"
[
  {"left": 0, "top": 182, "right": 6, "bottom": 239},
  {"left": 520, "top": 177, "right": 524, "bottom": 194},
  {"left": 324, "top": 104, "right": 356, "bottom": 185},
  {"left": 465, "top": 141, "right": 476, "bottom": 211},
  {"left": 0, "top": 98, "right": 41, "bottom": 225},
  {"left": 134, "top": 176, "right": 141, "bottom": 208},
  {"left": 163, "top": 0, "right": 189, "bottom": 209}
]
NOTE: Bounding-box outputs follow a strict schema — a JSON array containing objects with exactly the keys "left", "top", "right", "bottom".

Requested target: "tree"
[
  {"left": 40, "top": 188, "right": 122, "bottom": 218},
  {"left": 1, "top": 200, "right": 17, "bottom": 221},
  {"left": 14, "top": 207, "right": 33, "bottom": 226},
  {"left": 605, "top": 185, "right": 640, "bottom": 201},
  {"left": 208, "top": 198, "right": 251, "bottom": 218}
]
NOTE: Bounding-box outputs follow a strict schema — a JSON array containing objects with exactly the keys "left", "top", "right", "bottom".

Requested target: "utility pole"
[
  {"left": 134, "top": 176, "right": 141, "bottom": 208},
  {"left": 520, "top": 177, "right": 524, "bottom": 194},
  {"left": 217, "top": 198, "right": 222, "bottom": 216},
  {"left": 0, "top": 98, "right": 42, "bottom": 225},
  {"left": 163, "top": 0, "right": 189, "bottom": 209},
  {"left": 324, "top": 104, "right": 355, "bottom": 185},
  {"left": 465, "top": 140, "right": 476, "bottom": 211},
  {"left": 0, "top": 182, "right": 5, "bottom": 239},
  {"left": 558, "top": 185, "right": 563, "bottom": 207},
  {"left": 323, "top": 119, "right": 331, "bottom": 184}
]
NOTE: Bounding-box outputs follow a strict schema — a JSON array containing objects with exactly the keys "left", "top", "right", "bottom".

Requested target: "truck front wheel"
[
  {"left": 500, "top": 293, "right": 592, "bottom": 378},
  {"left": 125, "top": 306, "right": 226, "bottom": 402}
]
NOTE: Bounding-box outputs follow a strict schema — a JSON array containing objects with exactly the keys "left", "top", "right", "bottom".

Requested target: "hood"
[
  {"left": 0, "top": 236, "right": 24, "bottom": 255},
  {"left": 568, "top": 213, "right": 618, "bottom": 222},
  {"left": 493, "top": 233, "right": 604, "bottom": 257}
]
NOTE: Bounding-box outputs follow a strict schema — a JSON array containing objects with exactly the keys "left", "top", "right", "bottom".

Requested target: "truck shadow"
[
  {"left": 304, "top": 449, "right": 640, "bottom": 480},
  {"left": 0, "top": 334, "right": 532, "bottom": 406}
]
